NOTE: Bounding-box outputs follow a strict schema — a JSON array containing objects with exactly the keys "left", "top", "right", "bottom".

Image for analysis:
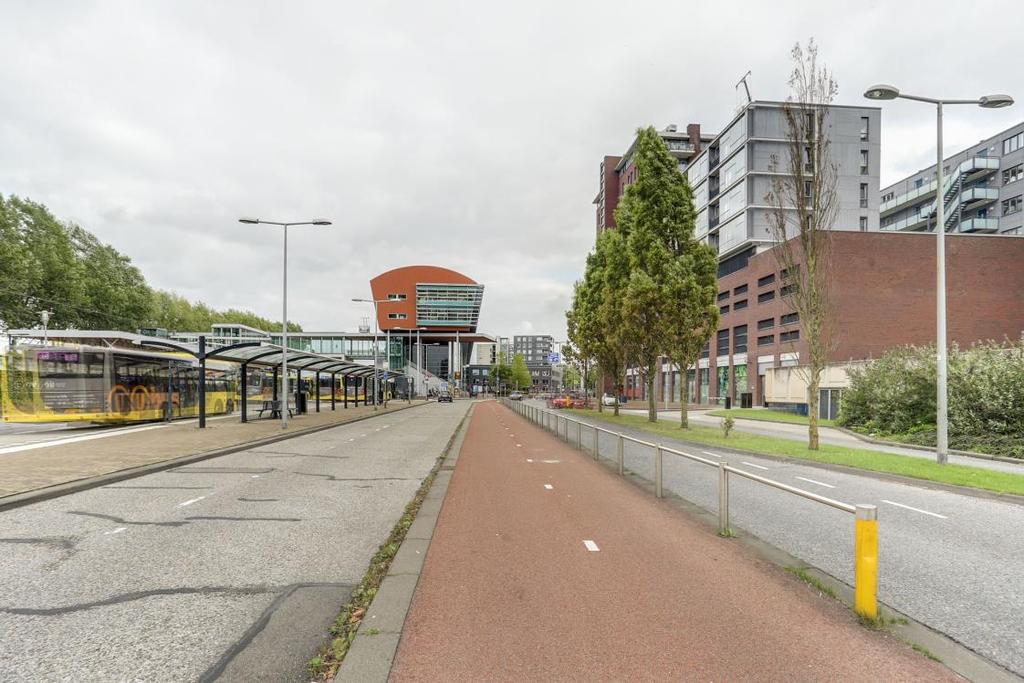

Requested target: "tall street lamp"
[
  {"left": 240, "top": 216, "right": 331, "bottom": 428},
  {"left": 352, "top": 297, "right": 394, "bottom": 410},
  {"left": 863, "top": 85, "right": 1012, "bottom": 463}
]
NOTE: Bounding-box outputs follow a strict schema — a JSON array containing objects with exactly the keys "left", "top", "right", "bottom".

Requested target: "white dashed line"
[
  {"left": 543, "top": 484, "right": 553, "bottom": 490},
  {"left": 360, "top": 434, "right": 367, "bottom": 438},
  {"left": 103, "top": 527, "right": 127, "bottom": 535},
  {"left": 701, "top": 450, "right": 722, "bottom": 458},
  {"left": 541, "top": 459, "right": 560, "bottom": 464},
  {"left": 741, "top": 461, "right": 769, "bottom": 471},
  {"left": 882, "top": 499, "right": 948, "bottom": 519},
  {"left": 516, "top": 444, "right": 522, "bottom": 447},
  {"left": 526, "top": 458, "right": 534, "bottom": 462},
  {"left": 583, "top": 540, "right": 600, "bottom": 552},
  {"left": 795, "top": 476, "right": 835, "bottom": 489},
  {"left": 251, "top": 475, "right": 261, "bottom": 479},
  {"left": 177, "top": 496, "right": 206, "bottom": 507}
]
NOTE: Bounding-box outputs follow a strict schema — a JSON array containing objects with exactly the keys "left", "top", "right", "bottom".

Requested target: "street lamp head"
[
  {"left": 238, "top": 216, "right": 261, "bottom": 224},
  {"left": 864, "top": 84, "right": 900, "bottom": 101},
  {"left": 980, "top": 94, "right": 1014, "bottom": 109},
  {"left": 312, "top": 218, "right": 333, "bottom": 226}
]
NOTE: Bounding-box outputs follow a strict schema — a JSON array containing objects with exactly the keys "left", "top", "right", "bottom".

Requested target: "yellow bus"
[{"left": 1, "top": 344, "right": 236, "bottom": 424}]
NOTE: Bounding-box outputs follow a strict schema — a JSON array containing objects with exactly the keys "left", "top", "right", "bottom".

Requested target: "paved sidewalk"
[
  {"left": 390, "top": 401, "right": 957, "bottom": 681},
  {"left": 0, "top": 401, "right": 426, "bottom": 499}
]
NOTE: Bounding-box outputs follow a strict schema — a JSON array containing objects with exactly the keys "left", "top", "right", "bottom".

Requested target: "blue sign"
[{"left": 547, "top": 352, "right": 561, "bottom": 364}]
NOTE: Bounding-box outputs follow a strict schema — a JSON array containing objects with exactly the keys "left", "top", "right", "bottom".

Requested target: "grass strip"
[
  {"left": 707, "top": 408, "right": 835, "bottom": 427},
  {"left": 308, "top": 461, "right": 441, "bottom": 680},
  {"left": 568, "top": 409, "right": 1024, "bottom": 497}
]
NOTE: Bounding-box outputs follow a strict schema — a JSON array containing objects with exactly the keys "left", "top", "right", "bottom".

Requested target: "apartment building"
[
  {"left": 513, "top": 335, "right": 555, "bottom": 363},
  {"left": 595, "top": 124, "right": 716, "bottom": 236},
  {"left": 685, "top": 101, "right": 881, "bottom": 274},
  {"left": 880, "top": 120, "right": 1024, "bottom": 236}
]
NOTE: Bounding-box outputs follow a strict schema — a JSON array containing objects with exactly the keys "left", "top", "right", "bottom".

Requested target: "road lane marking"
[
  {"left": 583, "top": 540, "right": 600, "bottom": 552},
  {"left": 360, "top": 434, "right": 367, "bottom": 437},
  {"left": 541, "top": 459, "right": 560, "bottom": 464},
  {"left": 516, "top": 444, "right": 522, "bottom": 447},
  {"left": 251, "top": 475, "right": 261, "bottom": 479},
  {"left": 741, "top": 461, "right": 769, "bottom": 471},
  {"left": 544, "top": 484, "right": 553, "bottom": 490},
  {"left": 701, "top": 450, "right": 722, "bottom": 458},
  {"left": 795, "top": 476, "right": 835, "bottom": 489},
  {"left": 526, "top": 459, "right": 534, "bottom": 462},
  {"left": 103, "top": 527, "right": 127, "bottom": 535},
  {"left": 177, "top": 496, "right": 206, "bottom": 507},
  {"left": 882, "top": 499, "right": 947, "bottom": 519}
]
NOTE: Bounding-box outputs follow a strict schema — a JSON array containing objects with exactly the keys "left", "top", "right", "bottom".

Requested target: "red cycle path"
[{"left": 391, "top": 401, "right": 957, "bottom": 681}]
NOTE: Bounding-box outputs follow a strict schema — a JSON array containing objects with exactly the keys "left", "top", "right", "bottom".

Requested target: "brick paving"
[{"left": 0, "top": 400, "right": 427, "bottom": 499}]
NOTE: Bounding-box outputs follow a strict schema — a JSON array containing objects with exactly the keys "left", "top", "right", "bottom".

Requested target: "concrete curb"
[
  {"left": 530, "top": 407, "right": 1022, "bottom": 683},
  {"left": 333, "top": 403, "right": 473, "bottom": 682},
  {"left": 835, "top": 426, "right": 1024, "bottom": 466},
  {"left": 0, "top": 401, "right": 429, "bottom": 513}
]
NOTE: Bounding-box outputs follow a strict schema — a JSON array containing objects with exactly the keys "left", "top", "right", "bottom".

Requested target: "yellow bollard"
[{"left": 854, "top": 504, "right": 878, "bottom": 620}]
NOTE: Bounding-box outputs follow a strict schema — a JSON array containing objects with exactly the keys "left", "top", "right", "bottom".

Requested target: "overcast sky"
[{"left": 2, "top": 0, "right": 1021, "bottom": 340}]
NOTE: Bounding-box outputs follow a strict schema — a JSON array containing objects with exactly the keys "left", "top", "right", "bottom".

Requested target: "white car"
[{"left": 602, "top": 393, "right": 617, "bottom": 406}]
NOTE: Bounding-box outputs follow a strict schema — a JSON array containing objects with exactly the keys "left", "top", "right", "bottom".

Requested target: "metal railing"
[{"left": 503, "top": 399, "right": 878, "bottom": 619}]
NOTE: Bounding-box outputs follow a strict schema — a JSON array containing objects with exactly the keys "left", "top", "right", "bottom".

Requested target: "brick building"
[{"left": 626, "top": 231, "right": 1024, "bottom": 412}]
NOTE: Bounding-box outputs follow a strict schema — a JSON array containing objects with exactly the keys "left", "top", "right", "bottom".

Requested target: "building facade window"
[
  {"left": 1003, "top": 132, "right": 1024, "bottom": 155},
  {"left": 860, "top": 183, "right": 869, "bottom": 208},
  {"left": 700, "top": 341, "right": 709, "bottom": 359},
  {"left": 780, "top": 330, "right": 800, "bottom": 343},
  {"left": 717, "top": 290, "right": 730, "bottom": 302},
  {"left": 757, "top": 334, "right": 774, "bottom": 346},
  {"left": 387, "top": 313, "right": 408, "bottom": 319},
  {"left": 733, "top": 284, "right": 748, "bottom": 295},
  {"left": 716, "top": 329, "right": 729, "bottom": 356},
  {"left": 780, "top": 284, "right": 796, "bottom": 297},
  {"left": 758, "top": 290, "right": 775, "bottom": 304},
  {"left": 860, "top": 150, "right": 869, "bottom": 175},
  {"left": 781, "top": 312, "right": 799, "bottom": 325},
  {"left": 717, "top": 366, "right": 729, "bottom": 400},
  {"left": 720, "top": 304, "right": 730, "bottom": 315},
  {"left": 734, "top": 299, "right": 748, "bottom": 311},
  {"left": 1003, "top": 195, "right": 1023, "bottom": 216},
  {"left": 757, "top": 273, "right": 775, "bottom": 287},
  {"left": 860, "top": 116, "right": 870, "bottom": 141},
  {"left": 758, "top": 317, "right": 774, "bottom": 330},
  {"left": 387, "top": 293, "right": 407, "bottom": 300},
  {"left": 881, "top": 191, "right": 894, "bottom": 203},
  {"left": 1004, "top": 164, "right": 1023, "bottom": 185},
  {"left": 859, "top": 216, "right": 868, "bottom": 231},
  {"left": 733, "top": 325, "right": 748, "bottom": 353}
]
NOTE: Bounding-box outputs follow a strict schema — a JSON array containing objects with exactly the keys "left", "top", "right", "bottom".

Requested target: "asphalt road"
[
  {"left": 525, "top": 402, "right": 1024, "bottom": 677},
  {"left": 0, "top": 400, "right": 468, "bottom": 682}
]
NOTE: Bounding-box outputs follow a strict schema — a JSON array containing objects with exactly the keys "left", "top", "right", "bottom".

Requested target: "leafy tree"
[
  {"left": 615, "top": 126, "right": 715, "bottom": 423},
  {"left": 510, "top": 352, "right": 532, "bottom": 391},
  {"left": 489, "top": 350, "right": 513, "bottom": 394}
]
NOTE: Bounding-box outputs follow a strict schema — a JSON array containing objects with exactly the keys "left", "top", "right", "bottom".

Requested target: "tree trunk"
[
  {"left": 646, "top": 364, "right": 656, "bottom": 422},
  {"left": 597, "top": 369, "right": 604, "bottom": 413},
  {"left": 679, "top": 373, "right": 689, "bottom": 429},
  {"left": 807, "top": 364, "right": 821, "bottom": 450}
]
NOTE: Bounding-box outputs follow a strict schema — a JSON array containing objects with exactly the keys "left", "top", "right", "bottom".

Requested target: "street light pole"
[
  {"left": 40, "top": 310, "right": 51, "bottom": 345},
  {"left": 863, "top": 86, "right": 1012, "bottom": 463},
  {"left": 352, "top": 297, "right": 394, "bottom": 411},
  {"left": 239, "top": 216, "right": 331, "bottom": 429}
]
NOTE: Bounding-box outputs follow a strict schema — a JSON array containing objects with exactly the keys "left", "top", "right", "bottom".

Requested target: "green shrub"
[{"left": 840, "top": 340, "right": 1024, "bottom": 458}]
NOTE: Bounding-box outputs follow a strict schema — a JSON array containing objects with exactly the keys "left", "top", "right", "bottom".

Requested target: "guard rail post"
[
  {"left": 854, "top": 504, "right": 879, "bottom": 620},
  {"left": 718, "top": 462, "right": 730, "bottom": 535},
  {"left": 617, "top": 434, "right": 624, "bottom": 475},
  {"left": 655, "top": 444, "right": 663, "bottom": 498},
  {"left": 576, "top": 421, "right": 582, "bottom": 449},
  {"left": 592, "top": 427, "right": 599, "bottom": 460}
]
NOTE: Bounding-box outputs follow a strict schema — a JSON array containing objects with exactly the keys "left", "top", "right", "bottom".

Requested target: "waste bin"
[
  {"left": 295, "top": 391, "right": 307, "bottom": 415},
  {"left": 724, "top": 396, "right": 732, "bottom": 410}
]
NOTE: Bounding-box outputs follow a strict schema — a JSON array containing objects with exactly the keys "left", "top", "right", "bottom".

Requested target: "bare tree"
[{"left": 765, "top": 40, "right": 839, "bottom": 450}]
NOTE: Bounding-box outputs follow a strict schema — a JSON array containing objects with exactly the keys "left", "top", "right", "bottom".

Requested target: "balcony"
[
  {"left": 881, "top": 157, "right": 999, "bottom": 215},
  {"left": 957, "top": 217, "right": 999, "bottom": 233},
  {"left": 666, "top": 140, "right": 696, "bottom": 157}
]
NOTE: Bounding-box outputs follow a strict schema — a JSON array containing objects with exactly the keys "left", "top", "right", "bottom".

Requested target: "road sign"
[{"left": 548, "top": 352, "right": 561, "bottom": 364}]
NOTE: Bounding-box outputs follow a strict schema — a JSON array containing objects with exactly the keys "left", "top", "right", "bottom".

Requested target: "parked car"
[
  {"left": 437, "top": 392, "right": 453, "bottom": 403},
  {"left": 509, "top": 391, "right": 524, "bottom": 401}
]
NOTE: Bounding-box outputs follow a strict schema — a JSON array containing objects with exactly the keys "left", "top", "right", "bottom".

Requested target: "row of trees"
[
  {"left": 566, "top": 42, "right": 838, "bottom": 451},
  {"left": 566, "top": 126, "right": 719, "bottom": 425},
  {"left": 0, "top": 195, "right": 300, "bottom": 335}
]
